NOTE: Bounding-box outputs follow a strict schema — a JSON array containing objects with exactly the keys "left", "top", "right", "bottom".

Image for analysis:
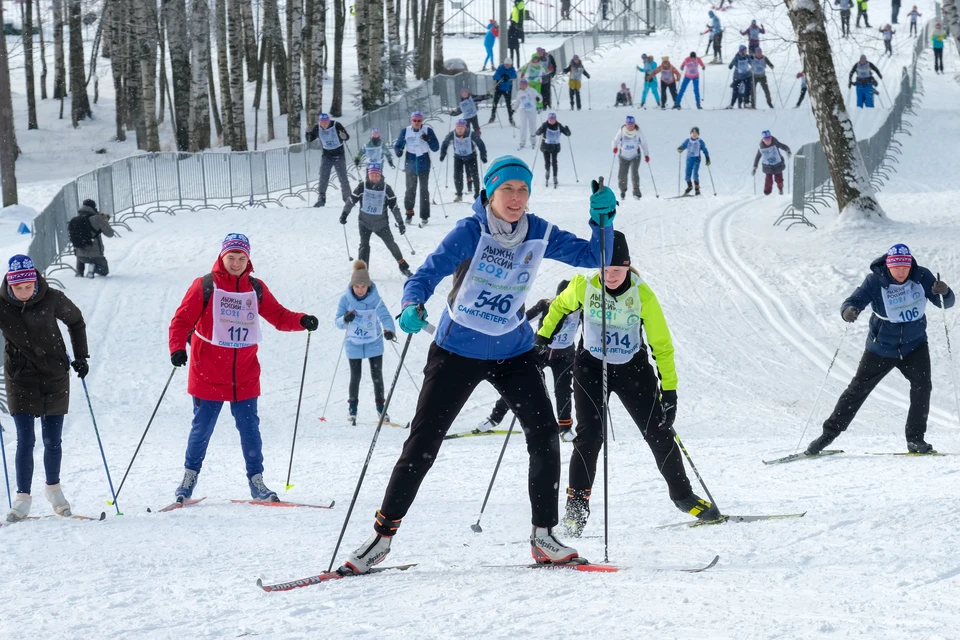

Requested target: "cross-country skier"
[
  {"left": 892, "top": 0, "right": 901, "bottom": 22},
  {"left": 507, "top": 21, "right": 522, "bottom": 67},
  {"left": 611, "top": 115, "right": 649, "bottom": 199},
  {"left": 354, "top": 128, "right": 395, "bottom": 171},
  {"left": 728, "top": 45, "right": 753, "bottom": 108},
  {"left": 614, "top": 82, "right": 633, "bottom": 107},
  {"left": 932, "top": 22, "right": 946, "bottom": 73},
  {"left": 880, "top": 24, "right": 896, "bottom": 55},
  {"left": 478, "top": 279, "right": 579, "bottom": 439},
  {"left": 513, "top": 78, "right": 542, "bottom": 149},
  {"left": 676, "top": 51, "right": 705, "bottom": 109},
  {"left": 490, "top": 59, "right": 518, "bottom": 125},
  {"left": 482, "top": 19, "right": 499, "bottom": 71},
  {"left": 740, "top": 19, "right": 765, "bottom": 54},
  {"left": 1, "top": 255, "right": 88, "bottom": 522},
  {"left": 837, "top": 0, "right": 853, "bottom": 37},
  {"left": 394, "top": 111, "right": 440, "bottom": 225},
  {"left": 336, "top": 260, "right": 398, "bottom": 426},
  {"left": 338, "top": 155, "right": 617, "bottom": 574},
  {"left": 752, "top": 130, "right": 791, "bottom": 195},
  {"left": 521, "top": 53, "right": 546, "bottom": 96},
  {"left": 534, "top": 113, "right": 571, "bottom": 188},
  {"left": 908, "top": 6, "right": 921, "bottom": 36},
  {"left": 563, "top": 55, "right": 590, "bottom": 110},
  {"left": 678, "top": 127, "right": 711, "bottom": 196},
  {"left": 806, "top": 244, "right": 954, "bottom": 456},
  {"left": 704, "top": 10, "right": 723, "bottom": 62},
  {"left": 750, "top": 48, "right": 775, "bottom": 109},
  {"left": 450, "top": 88, "right": 491, "bottom": 134},
  {"left": 168, "top": 234, "right": 319, "bottom": 503},
  {"left": 536, "top": 47, "right": 558, "bottom": 109},
  {"left": 849, "top": 54, "right": 882, "bottom": 108},
  {"left": 653, "top": 56, "right": 680, "bottom": 109},
  {"left": 856, "top": 0, "right": 870, "bottom": 28},
  {"left": 307, "top": 113, "right": 352, "bottom": 208},
  {"left": 340, "top": 163, "right": 413, "bottom": 277},
  {"left": 536, "top": 232, "right": 721, "bottom": 536},
  {"left": 637, "top": 54, "right": 660, "bottom": 107},
  {"left": 795, "top": 72, "right": 808, "bottom": 107},
  {"left": 440, "top": 119, "right": 488, "bottom": 202}
]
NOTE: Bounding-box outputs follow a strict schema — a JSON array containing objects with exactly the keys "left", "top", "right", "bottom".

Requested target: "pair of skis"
[
  {"left": 762, "top": 449, "right": 950, "bottom": 465},
  {"left": 151, "top": 497, "right": 336, "bottom": 513}
]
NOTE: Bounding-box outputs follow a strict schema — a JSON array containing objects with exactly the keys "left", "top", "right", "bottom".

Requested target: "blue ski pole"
[
  {"left": 0, "top": 420, "right": 11, "bottom": 509},
  {"left": 81, "top": 378, "right": 122, "bottom": 515}
]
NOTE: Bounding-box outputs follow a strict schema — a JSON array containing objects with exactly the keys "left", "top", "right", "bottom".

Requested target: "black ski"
[
  {"left": 866, "top": 451, "right": 952, "bottom": 456},
  {"left": 762, "top": 449, "right": 844, "bottom": 465},
  {"left": 657, "top": 512, "right": 806, "bottom": 529},
  {"left": 258, "top": 564, "right": 417, "bottom": 592}
]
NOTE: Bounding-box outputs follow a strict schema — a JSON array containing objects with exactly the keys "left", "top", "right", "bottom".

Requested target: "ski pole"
[
  {"left": 284, "top": 331, "right": 312, "bottom": 491},
  {"left": 445, "top": 118, "right": 453, "bottom": 188},
  {"left": 937, "top": 272, "right": 960, "bottom": 428},
  {"left": 400, "top": 228, "right": 416, "bottom": 255},
  {"left": 793, "top": 325, "right": 849, "bottom": 454},
  {"left": 607, "top": 152, "right": 616, "bottom": 187},
  {"left": 677, "top": 151, "right": 682, "bottom": 196},
  {"left": 81, "top": 378, "right": 121, "bottom": 515},
  {"left": 0, "top": 419, "right": 10, "bottom": 509},
  {"left": 319, "top": 336, "right": 346, "bottom": 422},
  {"left": 587, "top": 76, "right": 592, "bottom": 110},
  {"left": 673, "top": 429, "right": 719, "bottom": 512},
  {"left": 531, "top": 137, "right": 542, "bottom": 174},
  {"left": 707, "top": 162, "right": 717, "bottom": 196},
  {"left": 593, "top": 176, "right": 611, "bottom": 564},
  {"left": 113, "top": 367, "right": 177, "bottom": 504},
  {"left": 631, "top": 67, "right": 639, "bottom": 100},
  {"left": 342, "top": 224, "right": 354, "bottom": 261},
  {"left": 646, "top": 160, "right": 659, "bottom": 198},
  {"left": 470, "top": 415, "right": 518, "bottom": 533},
  {"left": 390, "top": 338, "right": 421, "bottom": 392},
  {"left": 432, "top": 166, "right": 449, "bottom": 219},
  {"left": 326, "top": 327, "right": 416, "bottom": 573},
  {"left": 753, "top": 170, "right": 757, "bottom": 195},
  {"left": 568, "top": 138, "right": 579, "bottom": 182}
]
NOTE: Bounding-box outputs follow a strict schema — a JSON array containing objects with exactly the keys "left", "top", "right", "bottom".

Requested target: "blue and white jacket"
[
  {"left": 402, "top": 195, "right": 614, "bottom": 360},
  {"left": 335, "top": 283, "right": 397, "bottom": 359},
  {"left": 842, "top": 254, "right": 955, "bottom": 359},
  {"left": 394, "top": 126, "right": 440, "bottom": 175}
]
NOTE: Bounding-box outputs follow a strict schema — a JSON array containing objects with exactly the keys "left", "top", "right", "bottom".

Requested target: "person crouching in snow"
[
  {"left": 167, "top": 234, "right": 319, "bottom": 503},
  {"left": 614, "top": 82, "right": 633, "bottom": 106},
  {"left": 1, "top": 255, "right": 89, "bottom": 522},
  {"left": 336, "top": 261, "right": 398, "bottom": 426}
]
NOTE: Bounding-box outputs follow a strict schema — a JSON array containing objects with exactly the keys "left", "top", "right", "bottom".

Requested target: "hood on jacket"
[
  {"left": 0, "top": 274, "right": 48, "bottom": 308},
  {"left": 78, "top": 205, "right": 98, "bottom": 217},
  {"left": 870, "top": 253, "right": 918, "bottom": 286}
]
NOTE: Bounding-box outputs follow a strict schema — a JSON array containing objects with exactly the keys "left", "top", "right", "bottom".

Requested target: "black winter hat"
[
  {"left": 556, "top": 279, "right": 570, "bottom": 296},
  {"left": 82, "top": 199, "right": 97, "bottom": 211},
  {"left": 611, "top": 231, "right": 631, "bottom": 267}
]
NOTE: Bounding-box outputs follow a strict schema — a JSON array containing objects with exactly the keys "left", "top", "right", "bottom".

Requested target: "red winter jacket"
[{"left": 169, "top": 258, "right": 305, "bottom": 402}]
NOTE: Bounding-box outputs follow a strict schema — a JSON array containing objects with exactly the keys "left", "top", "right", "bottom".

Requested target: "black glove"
[
  {"left": 660, "top": 389, "right": 678, "bottom": 430},
  {"left": 339, "top": 212, "right": 348, "bottom": 225},
  {"left": 481, "top": 156, "right": 488, "bottom": 164},
  {"left": 171, "top": 350, "right": 188, "bottom": 367},
  {"left": 842, "top": 307, "right": 860, "bottom": 323},
  {"left": 533, "top": 333, "right": 551, "bottom": 360},
  {"left": 384, "top": 330, "right": 396, "bottom": 341},
  {"left": 439, "top": 153, "right": 446, "bottom": 162},
  {"left": 343, "top": 310, "right": 356, "bottom": 324},
  {"left": 300, "top": 315, "right": 319, "bottom": 331},
  {"left": 933, "top": 279, "right": 950, "bottom": 296},
  {"left": 398, "top": 222, "right": 406, "bottom": 235},
  {"left": 71, "top": 358, "right": 89, "bottom": 379},
  {"left": 420, "top": 133, "right": 430, "bottom": 141}
]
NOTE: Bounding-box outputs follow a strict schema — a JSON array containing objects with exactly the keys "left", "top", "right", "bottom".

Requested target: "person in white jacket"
[
  {"left": 512, "top": 78, "right": 542, "bottom": 149},
  {"left": 610, "top": 115, "right": 650, "bottom": 199}
]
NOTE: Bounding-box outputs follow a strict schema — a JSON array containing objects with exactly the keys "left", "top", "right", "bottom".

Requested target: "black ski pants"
[
  {"left": 541, "top": 144, "right": 560, "bottom": 181},
  {"left": 752, "top": 75, "right": 774, "bottom": 108},
  {"left": 822, "top": 343, "right": 931, "bottom": 442},
  {"left": 453, "top": 155, "right": 481, "bottom": 198},
  {"left": 840, "top": 9, "right": 851, "bottom": 36},
  {"left": 349, "top": 355, "right": 384, "bottom": 405},
  {"left": 358, "top": 220, "right": 404, "bottom": 267},
  {"left": 491, "top": 347, "right": 575, "bottom": 428},
  {"left": 380, "top": 344, "right": 562, "bottom": 527},
  {"left": 404, "top": 169, "right": 431, "bottom": 220},
  {"left": 713, "top": 32, "right": 723, "bottom": 58},
  {"left": 856, "top": 6, "right": 870, "bottom": 27},
  {"left": 491, "top": 88, "right": 515, "bottom": 122},
  {"left": 796, "top": 86, "right": 807, "bottom": 107},
  {"left": 568, "top": 353, "right": 692, "bottom": 500},
  {"left": 934, "top": 48, "right": 944, "bottom": 72},
  {"left": 318, "top": 151, "right": 352, "bottom": 206},
  {"left": 541, "top": 77, "right": 553, "bottom": 108},
  {"left": 660, "top": 81, "right": 678, "bottom": 107}
]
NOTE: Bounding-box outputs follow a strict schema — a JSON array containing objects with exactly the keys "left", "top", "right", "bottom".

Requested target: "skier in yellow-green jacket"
[{"left": 535, "top": 231, "right": 721, "bottom": 536}]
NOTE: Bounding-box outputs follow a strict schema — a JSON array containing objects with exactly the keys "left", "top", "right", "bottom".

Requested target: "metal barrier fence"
[
  {"left": 444, "top": 0, "right": 671, "bottom": 36},
  {"left": 775, "top": 20, "right": 928, "bottom": 230}
]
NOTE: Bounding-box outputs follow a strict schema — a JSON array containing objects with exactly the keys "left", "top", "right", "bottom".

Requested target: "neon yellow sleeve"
[
  {"left": 638, "top": 282, "right": 678, "bottom": 391},
  {"left": 538, "top": 275, "right": 586, "bottom": 340}
]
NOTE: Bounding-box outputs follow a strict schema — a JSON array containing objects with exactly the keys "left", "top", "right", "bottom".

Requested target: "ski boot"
[
  {"left": 696, "top": 101, "right": 702, "bottom": 110},
  {"left": 341, "top": 511, "right": 399, "bottom": 574},
  {"left": 419, "top": 218, "right": 429, "bottom": 227},
  {"left": 620, "top": 190, "right": 626, "bottom": 200},
  {"left": 778, "top": 186, "right": 784, "bottom": 195},
  {"left": 805, "top": 431, "right": 839, "bottom": 455},
  {"left": 633, "top": 190, "right": 642, "bottom": 200},
  {"left": 570, "top": 102, "right": 576, "bottom": 110},
  {"left": 174, "top": 469, "right": 198, "bottom": 502},
  {"left": 908, "top": 440, "right": 934, "bottom": 454},
  {"left": 404, "top": 210, "right": 415, "bottom": 225},
  {"left": 560, "top": 488, "right": 590, "bottom": 537},
  {"left": 248, "top": 474, "right": 279, "bottom": 502},
  {"left": 684, "top": 180, "right": 694, "bottom": 195},
  {"left": 673, "top": 103, "right": 681, "bottom": 110},
  {"left": 348, "top": 399, "right": 358, "bottom": 426},
  {"left": 673, "top": 493, "right": 721, "bottom": 522},
  {"left": 545, "top": 176, "right": 550, "bottom": 188},
  {"left": 558, "top": 419, "right": 575, "bottom": 442},
  {"left": 313, "top": 198, "right": 325, "bottom": 208},
  {"left": 660, "top": 104, "right": 667, "bottom": 110},
  {"left": 476, "top": 417, "right": 499, "bottom": 433},
  {"left": 509, "top": 117, "right": 516, "bottom": 127},
  {"left": 6, "top": 493, "right": 31, "bottom": 523},
  {"left": 376, "top": 403, "right": 390, "bottom": 424},
  {"left": 640, "top": 101, "right": 645, "bottom": 108},
  {"left": 398, "top": 259, "right": 413, "bottom": 278},
  {"left": 553, "top": 178, "right": 558, "bottom": 189},
  {"left": 518, "top": 142, "right": 526, "bottom": 150},
  {"left": 695, "top": 182, "right": 701, "bottom": 196},
  {"left": 453, "top": 194, "right": 463, "bottom": 203},
  {"left": 530, "top": 526, "right": 579, "bottom": 564},
  {"left": 44, "top": 483, "right": 72, "bottom": 517}
]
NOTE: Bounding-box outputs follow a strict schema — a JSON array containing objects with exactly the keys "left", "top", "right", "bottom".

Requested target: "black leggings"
[
  {"left": 541, "top": 146, "right": 560, "bottom": 180},
  {"left": 453, "top": 156, "right": 481, "bottom": 197},
  {"left": 934, "top": 48, "right": 944, "bottom": 72},
  {"left": 568, "top": 352, "right": 692, "bottom": 500},
  {"left": 348, "top": 355, "right": 384, "bottom": 405},
  {"left": 378, "top": 344, "right": 561, "bottom": 527}
]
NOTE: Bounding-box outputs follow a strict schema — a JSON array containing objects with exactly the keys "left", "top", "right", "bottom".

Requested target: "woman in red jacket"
[{"left": 167, "top": 234, "right": 318, "bottom": 503}]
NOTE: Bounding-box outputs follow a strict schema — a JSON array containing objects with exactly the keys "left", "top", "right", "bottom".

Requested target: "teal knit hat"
[{"left": 483, "top": 155, "right": 533, "bottom": 197}]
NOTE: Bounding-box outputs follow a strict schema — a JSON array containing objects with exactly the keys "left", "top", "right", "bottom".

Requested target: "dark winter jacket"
[
  {"left": 342, "top": 181, "right": 404, "bottom": 232},
  {"left": 0, "top": 276, "right": 88, "bottom": 416},
  {"left": 394, "top": 125, "right": 440, "bottom": 175},
  {"left": 493, "top": 64, "right": 518, "bottom": 93},
  {"left": 440, "top": 130, "right": 488, "bottom": 162},
  {"left": 508, "top": 22, "right": 523, "bottom": 48},
  {"left": 534, "top": 121, "right": 571, "bottom": 151},
  {"left": 728, "top": 52, "right": 754, "bottom": 80},
  {"left": 563, "top": 62, "right": 590, "bottom": 80},
  {"left": 753, "top": 136, "right": 791, "bottom": 174},
  {"left": 73, "top": 205, "right": 116, "bottom": 260},
  {"left": 843, "top": 255, "right": 955, "bottom": 359},
  {"left": 306, "top": 121, "right": 350, "bottom": 156}
]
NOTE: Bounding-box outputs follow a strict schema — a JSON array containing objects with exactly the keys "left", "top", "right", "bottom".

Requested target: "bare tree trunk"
[
  {"left": 216, "top": 0, "right": 234, "bottom": 146},
  {"left": 164, "top": 0, "right": 192, "bottom": 150},
  {"left": 135, "top": 0, "right": 160, "bottom": 150},
  {"left": 408, "top": 0, "right": 416, "bottom": 53},
  {"left": 330, "top": 0, "right": 345, "bottom": 116},
  {"left": 158, "top": 16, "right": 167, "bottom": 123},
  {"left": 368, "top": 0, "right": 384, "bottom": 107},
  {"left": 107, "top": 21, "right": 126, "bottom": 141},
  {"left": 228, "top": 0, "right": 248, "bottom": 149},
  {"left": 23, "top": 0, "right": 38, "bottom": 129},
  {"left": 36, "top": 0, "right": 48, "bottom": 100},
  {"left": 386, "top": 0, "right": 404, "bottom": 93},
  {"left": 944, "top": 0, "right": 960, "bottom": 51},
  {"left": 432, "top": 0, "right": 443, "bottom": 76},
  {"left": 263, "top": 0, "right": 288, "bottom": 114},
  {"left": 785, "top": 0, "right": 883, "bottom": 218},
  {"left": 287, "top": 0, "right": 303, "bottom": 142},
  {"left": 0, "top": 30, "right": 19, "bottom": 205},
  {"left": 266, "top": 43, "right": 275, "bottom": 140},
  {"left": 69, "top": 0, "right": 93, "bottom": 124},
  {"left": 207, "top": 59, "right": 223, "bottom": 139},
  {"left": 415, "top": 0, "right": 434, "bottom": 80},
  {"left": 188, "top": 0, "right": 211, "bottom": 150},
  {"left": 355, "top": 0, "right": 370, "bottom": 109},
  {"left": 304, "top": 0, "right": 325, "bottom": 120},
  {"left": 238, "top": 0, "right": 259, "bottom": 80},
  {"left": 53, "top": 0, "right": 66, "bottom": 100}
]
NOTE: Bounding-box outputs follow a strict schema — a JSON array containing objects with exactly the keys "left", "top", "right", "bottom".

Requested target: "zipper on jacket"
[{"left": 233, "top": 276, "right": 240, "bottom": 402}]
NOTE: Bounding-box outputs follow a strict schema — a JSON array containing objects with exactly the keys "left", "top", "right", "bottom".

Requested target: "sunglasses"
[{"left": 411, "top": 118, "right": 423, "bottom": 123}]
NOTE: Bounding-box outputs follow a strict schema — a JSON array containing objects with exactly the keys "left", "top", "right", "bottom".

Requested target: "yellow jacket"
[{"left": 538, "top": 272, "right": 678, "bottom": 391}]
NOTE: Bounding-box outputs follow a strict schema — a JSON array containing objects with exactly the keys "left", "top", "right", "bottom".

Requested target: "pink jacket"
[{"left": 681, "top": 56, "right": 705, "bottom": 79}]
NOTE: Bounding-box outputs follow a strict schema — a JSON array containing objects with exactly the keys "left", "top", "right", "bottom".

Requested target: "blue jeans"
[
  {"left": 184, "top": 397, "right": 264, "bottom": 478},
  {"left": 856, "top": 83, "right": 874, "bottom": 108},
  {"left": 676, "top": 77, "right": 700, "bottom": 105},
  {"left": 685, "top": 156, "right": 702, "bottom": 182},
  {"left": 13, "top": 413, "right": 64, "bottom": 494}
]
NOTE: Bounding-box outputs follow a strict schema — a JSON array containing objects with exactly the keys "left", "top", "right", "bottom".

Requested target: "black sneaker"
[
  {"left": 805, "top": 432, "right": 838, "bottom": 455},
  {"left": 673, "top": 493, "right": 721, "bottom": 521},
  {"left": 633, "top": 191, "right": 641, "bottom": 200},
  {"left": 620, "top": 191, "right": 626, "bottom": 199},
  {"left": 683, "top": 182, "right": 693, "bottom": 195},
  {"left": 907, "top": 440, "right": 934, "bottom": 454},
  {"left": 560, "top": 488, "right": 591, "bottom": 537}
]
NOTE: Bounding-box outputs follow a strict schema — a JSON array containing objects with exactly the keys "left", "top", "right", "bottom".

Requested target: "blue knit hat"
[
  {"left": 484, "top": 156, "right": 533, "bottom": 197},
  {"left": 221, "top": 233, "right": 251, "bottom": 258},
  {"left": 886, "top": 243, "right": 912, "bottom": 268},
  {"left": 7, "top": 254, "right": 37, "bottom": 285},
  {"left": 625, "top": 115, "right": 636, "bottom": 124},
  {"left": 318, "top": 113, "right": 330, "bottom": 123}
]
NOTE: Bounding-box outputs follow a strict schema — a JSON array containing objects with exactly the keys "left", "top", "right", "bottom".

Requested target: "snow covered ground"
[{"left": 4, "top": 0, "right": 960, "bottom": 637}]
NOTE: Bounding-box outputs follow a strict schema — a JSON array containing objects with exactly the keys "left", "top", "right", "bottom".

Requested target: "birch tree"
[
  {"left": 263, "top": 0, "right": 288, "bottom": 114},
  {"left": 432, "top": 0, "right": 444, "bottom": 75},
  {"left": 303, "top": 0, "right": 325, "bottom": 120},
  {"left": 36, "top": 0, "right": 48, "bottom": 100},
  {"left": 287, "top": 0, "right": 304, "bottom": 142},
  {"left": 943, "top": 0, "right": 960, "bottom": 51},
  {"left": 163, "top": 0, "right": 191, "bottom": 150},
  {"left": 228, "top": 0, "right": 248, "bottom": 149},
  {"left": 189, "top": 0, "right": 212, "bottom": 150},
  {"left": 238, "top": 0, "right": 258, "bottom": 80},
  {"left": 330, "top": 0, "right": 345, "bottom": 115},
  {"left": 69, "top": 0, "right": 92, "bottom": 124},
  {"left": 24, "top": 0, "right": 38, "bottom": 129},
  {"left": 53, "top": 0, "right": 66, "bottom": 100},
  {"left": 368, "top": 0, "right": 384, "bottom": 108},
  {"left": 216, "top": 0, "right": 234, "bottom": 145},
  {"left": 136, "top": 0, "right": 160, "bottom": 150},
  {"left": 386, "top": 0, "right": 404, "bottom": 93},
  {"left": 355, "top": 0, "right": 371, "bottom": 109}
]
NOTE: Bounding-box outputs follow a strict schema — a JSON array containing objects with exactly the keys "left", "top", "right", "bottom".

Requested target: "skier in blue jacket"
[
  {"left": 335, "top": 260, "right": 398, "bottom": 426},
  {"left": 806, "top": 244, "right": 954, "bottom": 456},
  {"left": 677, "top": 126, "right": 711, "bottom": 196},
  {"left": 394, "top": 110, "right": 440, "bottom": 225},
  {"left": 339, "top": 155, "right": 617, "bottom": 574},
  {"left": 489, "top": 59, "right": 518, "bottom": 125}
]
